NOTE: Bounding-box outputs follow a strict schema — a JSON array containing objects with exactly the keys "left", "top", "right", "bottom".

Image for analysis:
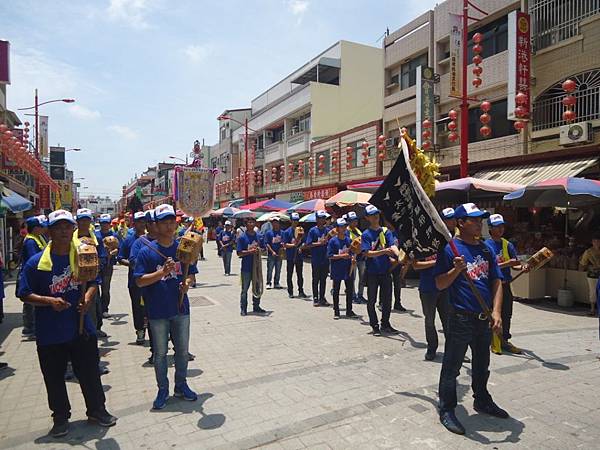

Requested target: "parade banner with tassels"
[{"left": 173, "top": 166, "right": 216, "bottom": 218}]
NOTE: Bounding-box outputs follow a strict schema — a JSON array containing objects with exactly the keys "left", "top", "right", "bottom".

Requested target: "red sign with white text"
[
  {"left": 303, "top": 186, "right": 337, "bottom": 201},
  {"left": 508, "top": 12, "right": 531, "bottom": 120},
  {"left": 39, "top": 184, "right": 50, "bottom": 209}
]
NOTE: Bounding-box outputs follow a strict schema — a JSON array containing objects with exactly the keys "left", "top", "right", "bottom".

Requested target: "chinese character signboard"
[
  {"left": 507, "top": 11, "right": 531, "bottom": 120},
  {"left": 449, "top": 14, "right": 462, "bottom": 98},
  {"left": 0, "top": 40, "right": 9, "bottom": 85},
  {"left": 416, "top": 66, "right": 435, "bottom": 147},
  {"left": 39, "top": 115, "right": 49, "bottom": 158},
  {"left": 39, "top": 184, "right": 50, "bottom": 209},
  {"left": 303, "top": 186, "right": 337, "bottom": 201}
]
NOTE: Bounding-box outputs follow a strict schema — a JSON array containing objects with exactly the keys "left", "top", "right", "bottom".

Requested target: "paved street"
[{"left": 0, "top": 244, "right": 599, "bottom": 449}]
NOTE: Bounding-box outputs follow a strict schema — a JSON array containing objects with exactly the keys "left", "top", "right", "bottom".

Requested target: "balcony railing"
[{"left": 533, "top": 85, "right": 600, "bottom": 131}]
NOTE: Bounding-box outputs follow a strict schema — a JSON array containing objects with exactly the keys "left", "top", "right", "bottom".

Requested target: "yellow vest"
[
  {"left": 24, "top": 234, "right": 47, "bottom": 251},
  {"left": 37, "top": 241, "right": 78, "bottom": 279}
]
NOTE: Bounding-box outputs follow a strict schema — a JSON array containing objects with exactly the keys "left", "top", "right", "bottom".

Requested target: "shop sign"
[
  {"left": 0, "top": 40, "right": 9, "bottom": 85},
  {"left": 39, "top": 184, "right": 50, "bottom": 209},
  {"left": 449, "top": 14, "right": 462, "bottom": 98},
  {"left": 507, "top": 11, "right": 531, "bottom": 120},
  {"left": 303, "top": 186, "right": 337, "bottom": 201}
]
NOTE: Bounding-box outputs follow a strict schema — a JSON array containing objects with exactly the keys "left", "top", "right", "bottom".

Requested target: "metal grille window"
[
  {"left": 530, "top": 0, "right": 600, "bottom": 51},
  {"left": 401, "top": 53, "right": 428, "bottom": 90},
  {"left": 532, "top": 69, "right": 600, "bottom": 131}
]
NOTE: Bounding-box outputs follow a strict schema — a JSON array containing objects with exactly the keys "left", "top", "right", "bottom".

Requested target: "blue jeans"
[
  {"left": 267, "top": 254, "right": 282, "bottom": 286},
  {"left": 240, "top": 271, "right": 260, "bottom": 311},
  {"left": 438, "top": 311, "right": 493, "bottom": 414},
  {"left": 149, "top": 314, "right": 190, "bottom": 391},
  {"left": 222, "top": 251, "right": 232, "bottom": 275}
]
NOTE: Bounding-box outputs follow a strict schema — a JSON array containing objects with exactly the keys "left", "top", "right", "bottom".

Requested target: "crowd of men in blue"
[{"left": 13, "top": 199, "right": 537, "bottom": 438}]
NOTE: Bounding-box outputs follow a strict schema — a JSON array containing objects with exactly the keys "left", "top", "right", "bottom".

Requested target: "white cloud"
[
  {"left": 69, "top": 104, "right": 101, "bottom": 120},
  {"left": 182, "top": 44, "right": 214, "bottom": 64},
  {"left": 107, "top": 125, "right": 138, "bottom": 140},
  {"left": 288, "top": 0, "right": 309, "bottom": 23},
  {"left": 107, "top": 0, "right": 154, "bottom": 29}
]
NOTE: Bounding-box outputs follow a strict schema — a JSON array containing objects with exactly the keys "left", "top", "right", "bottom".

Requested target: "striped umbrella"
[
  {"left": 288, "top": 199, "right": 326, "bottom": 213},
  {"left": 325, "top": 190, "right": 372, "bottom": 207}
]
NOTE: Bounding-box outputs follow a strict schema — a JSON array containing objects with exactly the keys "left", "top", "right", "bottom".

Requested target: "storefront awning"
[
  {"left": 474, "top": 156, "right": 599, "bottom": 186},
  {"left": 1, "top": 187, "right": 32, "bottom": 213}
]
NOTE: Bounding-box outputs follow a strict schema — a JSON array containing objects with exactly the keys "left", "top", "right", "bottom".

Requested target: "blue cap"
[
  {"left": 26, "top": 217, "right": 42, "bottom": 228},
  {"left": 453, "top": 203, "right": 490, "bottom": 219},
  {"left": 488, "top": 214, "right": 505, "bottom": 227},
  {"left": 144, "top": 210, "right": 155, "bottom": 222},
  {"left": 99, "top": 213, "right": 112, "bottom": 224},
  {"left": 290, "top": 212, "right": 300, "bottom": 221},
  {"left": 154, "top": 204, "right": 176, "bottom": 221},
  {"left": 336, "top": 218, "right": 347, "bottom": 227},
  {"left": 48, "top": 210, "right": 77, "bottom": 226},
  {"left": 346, "top": 211, "right": 358, "bottom": 221},
  {"left": 316, "top": 210, "right": 328, "bottom": 219},
  {"left": 441, "top": 208, "right": 455, "bottom": 219},
  {"left": 365, "top": 204, "right": 380, "bottom": 216},
  {"left": 76, "top": 208, "right": 94, "bottom": 221}
]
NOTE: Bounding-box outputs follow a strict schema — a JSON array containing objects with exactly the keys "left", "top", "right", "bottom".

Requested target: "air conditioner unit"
[
  {"left": 559, "top": 122, "right": 593, "bottom": 146},
  {"left": 265, "top": 130, "right": 274, "bottom": 138}
]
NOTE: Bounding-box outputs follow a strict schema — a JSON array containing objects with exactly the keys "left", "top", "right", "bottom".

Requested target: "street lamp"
[
  {"left": 17, "top": 90, "right": 75, "bottom": 160},
  {"left": 66, "top": 148, "right": 82, "bottom": 152},
  {"left": 168, "top": 155, "right": 188, "bottom": 165}
]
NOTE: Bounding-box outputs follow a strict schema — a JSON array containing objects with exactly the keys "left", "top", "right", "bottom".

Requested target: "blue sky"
[{"left": 1, "top": 0, "right": 436, "bottom": 199}]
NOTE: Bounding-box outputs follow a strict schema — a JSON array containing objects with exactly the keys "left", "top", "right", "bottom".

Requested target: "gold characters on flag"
[{"left": 400, "top": 128, "right": 440, "bottom": 198}]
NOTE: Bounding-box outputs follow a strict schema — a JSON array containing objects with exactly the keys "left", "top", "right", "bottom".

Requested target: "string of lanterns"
[{"left": 561, "top": 79, "right": 577, "bottom": 123}]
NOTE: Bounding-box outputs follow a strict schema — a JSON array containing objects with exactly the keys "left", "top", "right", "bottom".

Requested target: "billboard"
[{"left": 49, "top": 146, "right": 65, "bottom": 165}]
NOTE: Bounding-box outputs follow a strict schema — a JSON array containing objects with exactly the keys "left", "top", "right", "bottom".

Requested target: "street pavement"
[{"left": 0, "top": 243, "right": 599, "bottom": 449}]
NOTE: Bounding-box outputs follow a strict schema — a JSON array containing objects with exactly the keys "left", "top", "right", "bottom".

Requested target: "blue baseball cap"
[
  {"left": 441, "top": 208, "right": 455, "bottom": 219},
  {"left": 76, "top": 208, "right": 94, "bottom": 221},
  {"left": 36, "top": 215, "right": 49, "bottom": 227},
  {"left": 346, "top": 211, "right": 358, "bottom": 221},
  {"left": 144, "top": 210, "right": 155, "bottom": 222},
  {"left": 290, "top": 212, "right": 300, "bottom": 221},
  {"left": 453, "top": 203, "right": 490, "bottom": 219},
  {"left": 154, "top": 204, "right": 176, "bottom": 221},
  {"left": 48, "top": 209, "right": 77, "bottom": 226},
  {"left": 99, "top": 213, "right": 112, "bottom": 224},
  {"left": 26, "top": 217, "right": 42, "bottom": 228},
  {"left": 488, "top": 214, "right": 505, "bottom": 227},
  {"left": 365, "top": 205, "right": 380, "bottom": 216},
  {"left": 336, "top": 218, "right": 347, "bottom": 227},
  {"left": 316, "top": 210, "right": 328, "bottom": 219}
]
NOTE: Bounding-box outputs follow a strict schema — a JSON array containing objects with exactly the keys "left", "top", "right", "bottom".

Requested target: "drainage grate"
[{"left": 188, "top": 296, "right": 215, "bottom": 307}]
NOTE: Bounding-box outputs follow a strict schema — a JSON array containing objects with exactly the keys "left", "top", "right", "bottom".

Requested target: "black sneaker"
[
  {"left": 474, "top": 400, "right": 509, "bottom": 418},
  {"left": 381, "top": 325, "right": 400, "bottom": 335},
  {"left": 147, "top": 354, "right": 154, "bottom": 365},
  {"left": 288, "top": 293, "right": 294, "bottom": 299},
  {"left": 298, "top": 292, "right": 308, "bottom": 298},
  {"left": 393, "top": 304, "right": 407, "bottom": 312},
  {"left": 253, "top": 307, "right": 266, "bottom": 314},
  {"left": 266, "top": 283, "right": 272, "bottom": 289},
  {"left": 0, "top": 362, "right": 7, "bottom": 370},
  {"left": 49, "top": 420, "right": 69, "bottom": 438},
  {"left": 439, "top": 411, "right": 465, "bottom": 435},
  {"left": 334, "top": 310, "right": 340, "bottom": 319},
  {"left": 87, "top": 410, "right": 118, "bottom": 427},
  {"left": 313, "top": 301, "right": 320, "bottom": 307},
  {"left": 240, "top": 310, "right": 247, "bottom": 316},
  {"left": 187, "top": 352, "right": 195, "bottom": 361},
  {"left": 319, "top": 299, "right": 331, "bottom": 307},
  {"left": 346, "top": 311, "right": 359, "bottom": 319},
  {"left": 372, "top": 327, "right": 381, "bottom": 336},
  {"left": 425, "top": 351, "right": 436, "bottom": 361}
]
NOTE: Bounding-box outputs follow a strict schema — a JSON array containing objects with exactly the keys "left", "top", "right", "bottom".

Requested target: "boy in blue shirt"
[
  {"left": 434, "top": 203, "right": 507, "bottom": 435},
  {"left": 485, "top": 214, "right": 522, "bottom": 355},
  {"left": 327, "top": 218, "right": 358, "bottom": 319},
  {"left": 345, "top": 212, "right": 366, "bottom": 304},
  {"left": 237, "top": 217, "right": 266, "bottom": 316},
  {"left": 217, "top": 220, "right": 235, "bottom": 276},
  {"left": 283, "top": 213, "right": 308, "bottom": 299},
  {"left": 361, "top": 205, "right": 401, "bottom": 336},
  {"left": 265, "top": 217, "right": 284, "bottom": 289},
  {"left": 306, "top": 210, "right": 331, "bottom": 307},
  {"left": 18, "top": 209, "right": 117, "bottom": 437},
  {"left": 96, "top": 214, "right": 119, "bottom": 319},
  {"left": 134, "top": 204, "right": 199, "bottom": 410}
]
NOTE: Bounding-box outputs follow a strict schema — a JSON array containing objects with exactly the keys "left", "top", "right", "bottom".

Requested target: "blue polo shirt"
[
  {"left": 218, "top": 230, "right": 235, "bottom": 253},
  {"left": 361, "top": 228, "right": 397, "bottom": 274},
  {"left": 307, "top": 226, "right": 328, "bottom": 267},
  {"left": 237, "top": 232, "right": 260, "bottom": 273},
  {"left": 327, "top": 236, "right": 352, "bottom": 281},
  {"left": 282, "top": 226, "right": 304, "bottom": 261},
  {"left": 433, "top": 238, "right": 502, "bottom": 313},
  {"left": 484, "top": 238, "right": 518, "bottom": 282},
  {"left": 117, "top": 231, "right": 141, "bottom": 262},
  {"left": 133, "top": 239, "right": 198, "bottom": 320},
  {"left": 265, "top": 229, "right": 283, "bottom": 254},
  {"left": 417, "top": 255, "right": 439, "bottom": 294},
  {"left": 21, "top": 237, "right": 46, "bottom": 265},
  {"left": 97, "top": 230, "right": 119, "bottom": 266},
  {"left": 18, "top": 252, "right": 98, "bottom": 346}
]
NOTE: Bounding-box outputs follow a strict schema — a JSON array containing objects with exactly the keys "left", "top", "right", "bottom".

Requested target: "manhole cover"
[{"left": 188, "top": 296, "right": 215, "bottom": 307}]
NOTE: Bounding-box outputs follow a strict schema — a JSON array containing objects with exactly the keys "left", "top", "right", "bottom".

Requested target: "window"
[
  {"left": 467, "top": 16, "right": 508, "bottom": 60},
  {"left": 210, "top": 157, "right": 217, "bottom": 169},
  {"left": 389, "top": 73, "right": 399, "bottom": 86},
  {"left": 347, "top": 140, "right": 375, "bottom": 168},
  {"left": 290, "top": 113, "right": 311, "bottom": 136},
  {"left": 401, "top": 53, "right": 428, "bottom": 90},
  {"left": 468, "top": 98, "right": 518, "bottom": 142},
  {"left": 257, "top": 134, "right": 264, "bottom": 150},
  {"left": 316, "top": 149, "right": 330, "bottom": 175}
]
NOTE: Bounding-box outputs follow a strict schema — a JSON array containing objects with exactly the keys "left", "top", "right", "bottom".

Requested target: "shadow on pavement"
[
  {"left": 151, "top": 392, "right": 226, "bottom": 430},
  {"left": 0, "top": 312, "right": 21, "bottom": 348},
  {"left": 33, "top": 420, "right": 111, "bottom": 447},
  {"left": 497, "top": 348, "right": 571, "bottom": 371}
]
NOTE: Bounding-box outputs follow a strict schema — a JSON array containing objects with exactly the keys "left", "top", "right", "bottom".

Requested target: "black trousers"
[
  {"left": 367, "top": 273, "right": 392, "bottom": 328},
  {"left": 502, "top": 283, "right": 514, "bottom": 341},
  {"left": 333, "top": 278, "right": 353, "bottom": 314},
  {"left": 391, "top": 265, "right": 403, "bottom": 307},
  {"left": 286, "top": 257, "right": 304, "bottom": 296},
  {"left": 311, "top": 264, "right": 329, "bottom": 302},
  {"left": 128, "top": 284, "right": 145, "bottom": 332},
  {"left": 419, "top": 290, "right": 449, "bottom": 353},
  {"left": 100, "top": 264, "right": 114, "bottom": 313},
  {"left": 37, "top": 336, "right": 106, "bottom": 422}
]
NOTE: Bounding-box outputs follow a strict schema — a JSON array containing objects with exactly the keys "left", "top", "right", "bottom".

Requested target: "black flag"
[{"left": 369, "top": 138, "right": 451, "bottom": 259}]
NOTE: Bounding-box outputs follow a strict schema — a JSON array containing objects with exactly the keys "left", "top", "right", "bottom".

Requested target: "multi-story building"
[
  {"left": 80, "top": 195, "right": 117, "bottom": 215},
  {"left": 382, "top": 0, "right": 600, "bottom": 183},
  {"left": 117, "top": 162, "right": 178, "bottom": 214},
  {"left": 215, "top": 40, "right": 384, "bottom": 204}
]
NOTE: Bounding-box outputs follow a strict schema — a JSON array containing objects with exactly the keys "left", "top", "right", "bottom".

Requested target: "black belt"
[{"left": 452, "top": 309, "right": 488, "bottom": 321}]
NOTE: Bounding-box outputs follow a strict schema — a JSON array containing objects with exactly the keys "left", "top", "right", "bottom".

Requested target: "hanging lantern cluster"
[
  {"left": 561, "top": 79, "right": 577, "bottom": 123},
  {"left": 318, "top": 154, "right": 325, "bottom": 176},
  {"left": 479, "top": 100, "right": 492, "bottom": 137},
  {"left": 361, "top": 140, "right": 369, "bottom": 166},
  {"left": 298, "top": 159, "right": 304, "bottom": 179},
  {"left": 345, "top": 145, "right": 353, "bottom": 170},
  {"left": 376, "top": 135, "right": 386, "bottom": 161},
  {"left": 513, "top": 91, "right": 529, "bottom": 132},
  {"left": 447, "top": 109, "right": 459, "bottom": 143},
  {"left": 421, "top": 119, "right": 432, "bottom": 151},
  {"left": 472, "top": 32, "right": 484, "bottom": 88},
  {"left": 288, "top": 162, "right": 294, "bottom": 181},
  {"left": 308, "top": 157, "right": 314, "bottom": 177},
  {"left": 255, "top": 170, "right": 263, "bottom": 187},
  {"left": 270, "top": 166, "right": 277, "bottom": 184},
  {"left": 279, "top": 164, "right": 284, "bottom": 184},
  {"left": 331, "top": 149, "right": 340, "bottom": 173}
]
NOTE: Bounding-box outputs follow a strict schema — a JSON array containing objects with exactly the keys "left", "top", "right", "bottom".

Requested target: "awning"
[
  {"left": 1, "top": 187, "right": 32, "bottom": 213},
  {"left": 474, "top": 156, "right": 599, "bottom": 186}
]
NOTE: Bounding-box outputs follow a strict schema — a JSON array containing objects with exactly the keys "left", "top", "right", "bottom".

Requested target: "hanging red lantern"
[
  {"left": 514, "top": 121, "right": 526, "bottom": 131},
  {"left": 298, "top": 160, "right": 304, "bottom": 179},
  {"left": 280, "top": 165, "right": 285, "bottom": 183},
  {"left": 361, "top": 140, "right": 369, "bottom": 150},
  {"left": 421, "top": 130, "right": 431, "bottom": 140},
  {"left": 473, "top": 32, "right": 483, "bottom": 44},
  {"left": 472, "top": 77, "right": 482, "bottom": 88},
  {"left": 515, "top": 92, "right": 528, "bottom": 106},
  {"left": 514, "top": 106, "right": 527, "bottom": 118},
  {"left": 346, "top": 162, "right": 352, "bottom": 170},
  {"left": 448, "top": 132, "right": 459, "bottom": 143},
  {"left": 472, "top": 55, "right": 482, "bottom": 65},
  {"left": 421, "top": 141, "right": 432, "bottom": 150},
  {"left": 377, "top": 134, "right": 385, "bottom": 144},
  {"left": 479, "top": 113, "right": 491, "bottom": 124},
  {"left": 473, "top": 44, "right": 483, "bottom": 54},
  {"left": 480, "top": 100, "right": 491, "bottom": 112},
  {"left": 447, "top": 120, "right": 457, "bottom": 131},
  {"left": 562, "top": 79, "right": 576, "bottom": 93},
  {"left": 422, "top": 118, "right": 432, "bottom": 129},
  {"left": 472, "top": 66, "right": 483, "bottom": 77},
  {"left": 448, "top": 109, "right": 458, "bottom": 120},
  {"left": 562, "top": 95, "right": 576, "bottom": 107},
  {"left": 480, "top": 125, "right": 492, "bottom": 137},
  {"left": 377, "top": 143, "right": 386, "bottom": 161},
  {"left": 562, "top": 109, "right": 576, "bottom": 122}
]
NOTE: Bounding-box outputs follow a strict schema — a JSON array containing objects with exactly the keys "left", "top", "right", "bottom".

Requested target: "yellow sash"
[
  {"left": 73, "top": 225, "right": 98, "bottom": 246},
  {"left": 37, "top": 241, "right": 78, "bottom": 279},
  {"left": 24, "top": 234, "right": 47, "bottom": 251},
  {"left": 349, "top": 227, "right": 362, "bottom": 240},
  {"left": 501, "top": 238, "right": 510, "bottom": 262}
]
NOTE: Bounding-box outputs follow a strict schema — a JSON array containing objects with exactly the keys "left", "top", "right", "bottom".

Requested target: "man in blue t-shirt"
[
  {"left": 237, "top": 217, "right": 266, "bottom": 316},
  {"left": 306, "top": 210, "right": 332, "bottom": 307},
  {"left": 434, "top": 203, "right": 507, "bottom": 435},
  {"left": 485, "top": 213, "right": 523, "bottom": 355},
  {"left": 327, "top": 218, "right": 358, "bottom": 319},
  {"left": 412, "top": 207, "right": 455, "bottom": 361},
  {"left": 217, "top": 220, "right": 235, "bottom": 276},
  {"left": 215, "top": 221, "right": 224, "bottom": 256},
  {"left": 265, "top": 217, "right": 284, "bottom": 289},
  {"left": 18, "top": 209, "right": 117, "bottom": 437},
  {"left": 134, "top": 204, "right": 199, "bottom": 410},
  {"left": 96, "top": 214, "right": 119, "bottom": 319},
  {"left": 345, "top": 211, "right": 366, "bottom": 304},
  {"left": 361, "top": 205, "right": 401, "bottom": 336},
  {"left": 283, "top": 213, "right": 308, "bottom": 299}
]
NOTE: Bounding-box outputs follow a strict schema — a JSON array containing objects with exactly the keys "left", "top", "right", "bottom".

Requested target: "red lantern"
[
  {"left": 421, "top": 141, "right": 432, "bottom": 150},
  {"left": 288, "top": 163, "right": 294, "bottom": 180},
  {"left": 447, "top": 120, "right": 457, "bottom": 131},
  {"left": 448, "top": 132, "right": 459, "bottom": 143},
  {"left": 318, "top": 154, "right": 325, "bottom": 161},
  {"left": 514, "top": 121, "right": 526, "bottom": 131},
  {"left": 515, "top": 92, "right": 528, "bottom": 106},
  {"left": 472, "top": 66, "right": 483, "bottom": 77},
  {"left": 361, "top": 140, "right": 369, "bottom": 150},
  {"left": 378, "top": 152, "right": 385, "bottom": 161},
  {"left": 472, "top": 77, "right": 482, "bottom": 88},
  {"left": 448, "top": 109, "right": 458, "bottom": 120},
  {"left": 562, "top": 95, "right": 576, "bottom": 107},
  {"left": 480, "top": 125, "right": 492, "bottom": 137},
  {"left": 346, "top": 163, "right": 352, "bottom": 170},
  {"left": 480, "top": 100, "right": 491, "bottom": 112},
  {"left": 562, "top": 109, "right": 576, "bottom": 122},
  {"left": 479, "top": 113, "right": 491, "bottom": 124},
  {"left": 422, "top": 118, "right": 432, "bottom": 129},
  {"left": 377, "top": 134, "right": 385, "bottom": 144},
  {"left": 472, "top": 32, "right": 483, "bottom": 44},
  {"left": 472, "top": 44, "right": 483, "bottom": 54},
  {"left": 472, "top": 55, "right": 482, "bottom": 65},
  {"left": 421, "top": 130, "right": 431, "bottom": 140},
  {"left": 514, "top": 106, "right": 527, "bottom": 118},
  {"left": 0, "top": 124, "right": 7, "bottom": 133},
  {"left": 562, "top": 79, "right": 576, "bottom": 93}
]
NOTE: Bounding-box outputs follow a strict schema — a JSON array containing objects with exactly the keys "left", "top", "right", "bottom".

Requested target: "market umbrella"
[
  {"left": 232, "top": 209, "right": 257, "bottom": 219},
  {"left": 325, "top": 190, "right": 372, "bottom": 208},
  {"left": 209, "top": 206, "right": 240, "bottom": 218},
  {"left": 503, "top": 177, "right": 600, "bottom": 208},
  {"left": 434, "top": 177, "right": 525, "bottom": 202},
  {"left": 288, "top": 199, "right": 326, "bottom": 213},
  {"left": 347, "top": 180, "right": 383, "bottom": 193},
  {"left": 299, "top": 212, "right": 316, "bottom": 223},
  {"left": 256, "top": 211, "right": 291, "bottom": 222},
  {"left": 240, "top": 198, "right": 293, "bottom": 212}
]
